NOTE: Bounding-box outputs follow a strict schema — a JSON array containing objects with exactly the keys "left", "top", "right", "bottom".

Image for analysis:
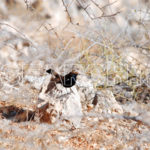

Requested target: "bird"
[{"left": 45, "top": 69, "right": 78, "bottom": 93}]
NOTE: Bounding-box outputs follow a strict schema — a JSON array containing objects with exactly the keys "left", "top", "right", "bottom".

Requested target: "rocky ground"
[{"left": 0, "top": 0, "right": 150, "bottom": 149}]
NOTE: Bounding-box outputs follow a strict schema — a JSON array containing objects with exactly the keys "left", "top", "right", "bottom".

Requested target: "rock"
[
  {"left": 95, "top": 90, "right": 123, "bottom": 115},
  {"left": 25, "top": 75, "right": 46, "bottom": 90},
  {"left": 76, "top": 75, "right": 96, "bottom": 103},
  {"left": 135, "top": 112, "right": 150, "bottom": 125},
  {"left": 37, "top": 70, "right": 123, "bottom": 127},
  {"left": 38, "top": 73, "right": 83, "bottom": 128}
]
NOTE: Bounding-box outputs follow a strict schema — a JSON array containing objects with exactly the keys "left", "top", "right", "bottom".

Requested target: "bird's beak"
[{"left": 46, "top": 69, "right": 52, "bottom": 74}]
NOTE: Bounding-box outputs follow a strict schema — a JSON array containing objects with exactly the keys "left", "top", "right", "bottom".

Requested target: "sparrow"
[{"left": 45, "top": 69, "right": 78, "bottom": 93}]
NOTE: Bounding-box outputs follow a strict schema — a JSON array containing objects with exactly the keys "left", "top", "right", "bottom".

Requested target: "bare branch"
[
  {"left": 61, "top": 0, "right": 73, "bottom": 23},
  {"left": 100, "top": 0, "right": 118, "bottom": 10},
  {"left": 93, "top": 11, "right": 121, "bottom": 19},
  {"left": 76, "top": 0, "right": 120, "bottom": 21},
  {"left": 24, "top": 0, "right": 30, "bottom": 9},
  {"left": 90, "top": 0, "right": 118, "bottom": 16},
  {"left": 76, "top": 0, "right": 93, "bottom": 20}
]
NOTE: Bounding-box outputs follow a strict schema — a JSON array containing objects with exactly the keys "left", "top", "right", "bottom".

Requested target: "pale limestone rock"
[
  {"left": 95, "top": 90, "right": 123, "bottom": 115},
  {"left": 37, "top": 73, "right": 123, "bottom": 128},
  {"left": 135, "top": 112, "right": 150, "bottom": 126},
  {"left": 76, "top": 75, "right": 96, "bottom": 103},
  {"left": 25, "top": 75, "right": 46, "bottom": 90},
  {"left": 38, "top": 74, "right": 83, "bottom": 128}
]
